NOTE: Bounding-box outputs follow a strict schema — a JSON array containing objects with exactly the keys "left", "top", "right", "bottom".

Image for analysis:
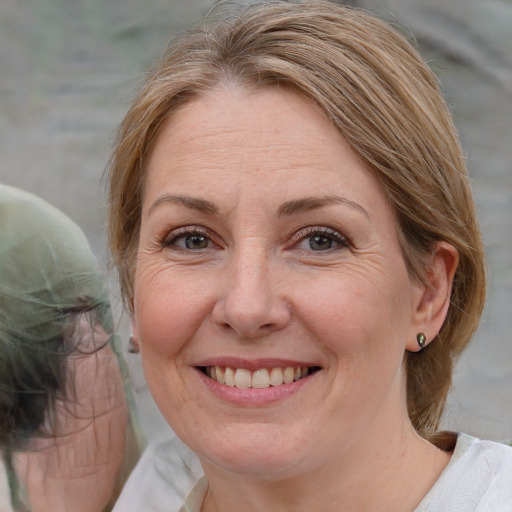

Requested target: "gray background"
[{"left": 1, "top": 0, "right": 511, "bottom": 442}]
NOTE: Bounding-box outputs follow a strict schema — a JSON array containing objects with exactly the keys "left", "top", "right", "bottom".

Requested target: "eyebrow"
[
  {"left": 148, "top": 194, "right": 220, "bottom": 216},
  {"left": 276, "top": 196, "right": 370, "bottom": 219},
  {"left": 147, "top": 193, "right": 369, "bottom": 220}
]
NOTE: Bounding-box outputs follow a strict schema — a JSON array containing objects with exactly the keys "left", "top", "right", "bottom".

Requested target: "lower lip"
[{"left": 196, "top": 368, "right": 317, "bottom": 407}]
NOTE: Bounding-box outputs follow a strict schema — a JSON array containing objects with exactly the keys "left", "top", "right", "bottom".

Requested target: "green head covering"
[{"left": 0, "top": 185, "right": 112, "bottom": 450}]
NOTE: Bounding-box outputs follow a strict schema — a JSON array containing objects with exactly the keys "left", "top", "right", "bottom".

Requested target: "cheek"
[
  {"left": 133, "top": 261, "right": 215, "bottom": 358},
  {"left": 302, "top": 273, "right": 411, "bottom": 415},
  {"left": 299, "top": 268, "right": 411, "bottom": 359}
]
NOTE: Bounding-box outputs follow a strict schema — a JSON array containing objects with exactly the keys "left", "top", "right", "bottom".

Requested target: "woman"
[
  {"left": 0, "top": 185, "right": 141, "bottom": 511},
  {"left": 108, "top": 1, "right": 512, "bottom": 510}
]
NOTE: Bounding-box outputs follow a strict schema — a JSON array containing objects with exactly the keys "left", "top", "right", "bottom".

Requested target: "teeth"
[
  {"left": 224, "top": 367, "right": 235, "bottom": 387},
  {"left": 252, "top": 369, "right": 270, "bottom": 389},
  {"left": 234, "top": 368, "right": 252, "bottom": 388},
  {"left": 215, "top": 366, "right": 225, "bottom": 385},
  {"left": 205, "top": 365, "right": 314, "bottom": 388},
  {"left": 283, "top": 367, "right": 295, "bottom": 384},
  {"left": 269, "top": 367, "right": 284, "bottom": 386}
]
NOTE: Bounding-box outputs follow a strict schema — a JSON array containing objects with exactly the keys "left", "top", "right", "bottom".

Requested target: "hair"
[
  {"left": 107, "top": 0, "right": 486, "bottom": 434},
  {"left": 0, "top": 299, "right": 109, "bottom": 452}
]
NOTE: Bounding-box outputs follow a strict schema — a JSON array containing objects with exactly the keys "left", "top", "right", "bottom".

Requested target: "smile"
[{"left": 201, "top": 366, "right": 321, "bottom": 389}]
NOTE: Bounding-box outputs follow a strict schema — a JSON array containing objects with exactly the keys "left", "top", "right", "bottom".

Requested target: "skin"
[
  {"left": 14, "top": 320, "right": 127, "bottom": 512},
  {"left": 133, "top": 86, "right": 458, "bottom": 511}
]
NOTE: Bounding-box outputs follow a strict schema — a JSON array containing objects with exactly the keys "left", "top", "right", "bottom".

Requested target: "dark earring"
[{"left": 416, "top": 332, "right": 426, "bottom": 350}]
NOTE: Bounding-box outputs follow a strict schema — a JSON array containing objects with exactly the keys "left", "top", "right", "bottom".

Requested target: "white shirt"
[
  {"left": 414, "top": 433, "right": 512, "bottom": 511},
  {"left": 112, "top": 437, "right": 203, "bottom": 512},
  {"left": 114, "top": 433, "right": 512, "bottom": 512}
]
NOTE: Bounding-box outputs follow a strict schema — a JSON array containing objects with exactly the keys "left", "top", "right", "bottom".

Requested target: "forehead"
[
  {"left": 143, "top": 86, "right": 388, "bottom": 217},
  {"left": 147, "top": 86, "right": 338, "bottom": 166}
]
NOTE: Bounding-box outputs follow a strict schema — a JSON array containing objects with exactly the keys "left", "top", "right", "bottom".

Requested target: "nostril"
[
  {"left": 219, "top": 321, "right": 273, "bottom": 331},
  {"left": 212, "top": 294, "right": 291, "bottom": 338}
]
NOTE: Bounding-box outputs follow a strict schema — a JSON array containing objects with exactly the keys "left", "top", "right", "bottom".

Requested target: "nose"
[{"left": 212, "top": 250, "right": 291, "bottom": 339}]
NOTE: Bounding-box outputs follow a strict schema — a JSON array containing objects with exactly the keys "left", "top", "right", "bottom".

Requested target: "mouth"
[{"left": 199, "top": 365, "right": 321, "bottom": 389}]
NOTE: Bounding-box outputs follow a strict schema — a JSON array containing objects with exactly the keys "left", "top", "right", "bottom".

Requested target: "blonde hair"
[{"left": 108, "top": 0, "right": 486, "bottom": 434}]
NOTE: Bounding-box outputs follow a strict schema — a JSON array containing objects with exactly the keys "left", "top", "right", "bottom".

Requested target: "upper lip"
[{"left": 194, "top": 357, "right": 322, "bottom": 371}]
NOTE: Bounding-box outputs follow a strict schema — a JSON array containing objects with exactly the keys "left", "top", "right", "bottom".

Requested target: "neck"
[{"left": 201, "top": 416, "right": 450, "bottom": 512}]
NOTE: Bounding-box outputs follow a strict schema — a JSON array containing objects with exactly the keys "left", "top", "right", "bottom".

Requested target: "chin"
[{"left": 184, "top": 423, "right": 313, "bottom": 479}]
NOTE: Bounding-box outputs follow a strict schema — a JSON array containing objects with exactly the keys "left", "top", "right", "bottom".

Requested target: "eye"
[
  {"left": 163, "top": 227, "right": 216, "bottom": 251},
  {"left": 293, "top": 227, "right": 349, "bottom": 252},
  {"left": 181, "top": 234, "right": 210, "bottom": 250}
]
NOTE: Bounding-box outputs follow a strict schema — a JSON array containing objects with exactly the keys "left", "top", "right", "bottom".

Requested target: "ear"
[
  {"left": 406, "top": 242, "right": 459, "bottom": 352},
  {"left": 128, "top": 318, "right": 141, "bottom": 353}
]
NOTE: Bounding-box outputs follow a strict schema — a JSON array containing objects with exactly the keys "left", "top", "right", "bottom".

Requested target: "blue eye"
[
  {"left": 182, "top": 234, "right": 210, "bottom": 250},
  {"left": 164, "top": 228, "right": 214, "bottom": 250},
  {"left": 295, "top": 228, "right": 348, "bottom": 252},
  {"left": 309, "top": 234, "right": 334, "bottom": 251}
]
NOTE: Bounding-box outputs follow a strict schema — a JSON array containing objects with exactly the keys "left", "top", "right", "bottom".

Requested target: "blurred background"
[{"left": 1, "top": 0, "right": 511, "bottom": 442}]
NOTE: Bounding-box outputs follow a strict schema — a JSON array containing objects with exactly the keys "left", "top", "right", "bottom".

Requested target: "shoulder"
[
  {"left": 459, "top": 433, "right": 512, "bottom": 466},
  {"left": 113, "top": 437, "right": 203, "bottom": 512},
  {"left": 455, "top": 434, "right": 512, "bottom": 485},
  {"left": 417, "top": 433, "right": 512, "bottom": 511}
]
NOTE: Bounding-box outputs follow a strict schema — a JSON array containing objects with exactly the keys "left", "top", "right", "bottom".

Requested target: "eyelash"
[
  {"left": 162, "top": 226, "right": 217, "bottom": 251},
  {"left": 290, "top": 226, "right": 350, "bottom": 252},
  {"left": 161, "top": 225, "right": 350, "bottom": 253}
]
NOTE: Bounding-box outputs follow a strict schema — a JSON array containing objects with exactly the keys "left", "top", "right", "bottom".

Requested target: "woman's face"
[{"left": 134, "top": 86, "right": 426, "bottom": 478}]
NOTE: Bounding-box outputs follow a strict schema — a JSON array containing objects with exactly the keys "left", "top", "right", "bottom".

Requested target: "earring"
[
  {"left": 128, "top": 334, "right": 140, "bottom": 353},
  {"left": 416, "top": 332, "right": 426, "bottom": 350}
]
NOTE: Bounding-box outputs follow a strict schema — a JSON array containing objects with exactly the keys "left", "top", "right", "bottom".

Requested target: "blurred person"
[{"left": 0, "top": 185, "right": 141, "bottom": 512}]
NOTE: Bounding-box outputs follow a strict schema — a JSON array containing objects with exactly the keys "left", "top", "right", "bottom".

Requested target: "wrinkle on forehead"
[{"left": 144, "top": 85, "right": 391, "bottom": 233}]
